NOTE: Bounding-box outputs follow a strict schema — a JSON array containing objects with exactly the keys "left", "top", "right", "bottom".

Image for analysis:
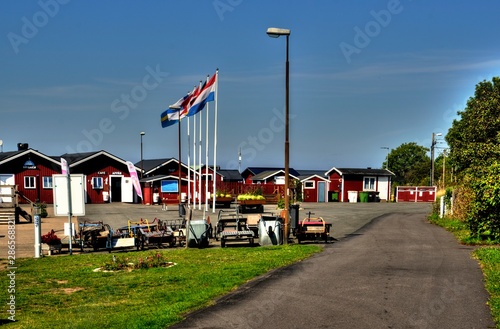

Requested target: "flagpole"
[
  {"left": 212, "top": 69, "right": 219, "bottom": 212},
  {"left": 192, "top": 113, "right": 197, "bottom": 208},
  {"left": 205, "top": 95, "right": 210, "bottom": 212},
  {"left": 187, "top": 117, "right": 191, "bottom": 206},
  {"left": 198, "top": 110, "right": 202, "bottom": 210},
  {"left": 177, "top": 118, "right": 182, "bottom": 210}
]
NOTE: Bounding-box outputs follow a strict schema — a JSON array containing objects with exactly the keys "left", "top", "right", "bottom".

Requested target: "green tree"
[
  {"left": 384, "top": 142, "right": 430, "bottom": 186},
  {"left": 446, "top": 77, "right": 500, "bottom": 178}
]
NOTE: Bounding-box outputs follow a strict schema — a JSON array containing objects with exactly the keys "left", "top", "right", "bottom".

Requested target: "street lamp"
[
  {"left": 430, "top": 132, "right": 442, "bottom": 186},
  {"left": 267, "top": 26, "right": 291, "bottom": 243},
  {"left": 140, "top": 132, "right": 145, "bottom": 179},
  {"left": 381, "top": 147, "right": 389, "bottom": 170}
]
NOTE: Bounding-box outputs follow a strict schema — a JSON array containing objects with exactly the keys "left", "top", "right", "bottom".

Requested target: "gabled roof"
[
  {"left": 135, "top": 158, "right": 189, "bottom": 176},
  {"left": 0, "top": 149, "right": 61, "bottom": 166},
  {"left": 242, "top": 167, "right": 301, "bottom": 177},
  {"left": 61, "top": 150, "right": 139, "bottom": 170},
  {"left": 298, "top": 174, "right": 330, "bottom": 182},
  {"left": 251, "top": 169, "right": 300, "bottom": 181},
  {"left": 325, "top": 167, "right": 395, "bottom": 176}
]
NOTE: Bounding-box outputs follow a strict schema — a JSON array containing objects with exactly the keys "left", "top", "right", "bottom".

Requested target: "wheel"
[
  {"left": 169, "top": 236, "right": 177, "bottom": 248},
  {"left": 221, "top": 238, "right": 226, "bottom": 248}
]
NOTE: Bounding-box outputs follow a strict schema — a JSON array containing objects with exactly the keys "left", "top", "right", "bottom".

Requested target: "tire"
[{"left": 221, "top": 238, "right": 226, "bottom": 248}]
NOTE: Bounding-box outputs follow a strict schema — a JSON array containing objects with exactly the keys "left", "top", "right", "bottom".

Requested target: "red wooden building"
[
  {"left": 0, "top": 148, "right": 61, "bottom": 204},
  {"left": 63, "top": 151, "right": 140, "bottom": 204},
  {"left": 325, "top": 167, "right": 394, "bottom": 202}
]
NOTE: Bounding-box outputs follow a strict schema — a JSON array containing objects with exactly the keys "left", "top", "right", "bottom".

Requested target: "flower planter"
[
  {"left": 41, "top": 243, "right": 62, "bottom": 256},
  {"left": 237, "top": 199, "right": 265, "bottom": 214}
]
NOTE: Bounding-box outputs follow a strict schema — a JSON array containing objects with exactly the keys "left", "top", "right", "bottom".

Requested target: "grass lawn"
[{"left": 0, "top": 245, "right": 321, "bottom": 329}]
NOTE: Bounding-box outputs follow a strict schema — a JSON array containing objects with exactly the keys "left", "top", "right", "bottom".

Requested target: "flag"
[
  {"left": 187, "top": 73, "right": 216, "bottom": 117},
  {"left": 161, "top": 86, "right": 200, "bottom": 128},
  {"left": 61, "top": 158, "right": 69, "bottom": 175},
  {"left": 126, "top": 161, "right": 143, "bottom": 199},
  {"left": 161, "top": 108, "right": 182, "bottom": 128}
]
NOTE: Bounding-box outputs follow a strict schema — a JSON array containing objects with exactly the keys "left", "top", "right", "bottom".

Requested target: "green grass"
[
  {"left": 0, "top": 245, "right": 321, "bottom": 328},
  {"left": 474, "top": 248, "right": 500, "bottom": 328}
]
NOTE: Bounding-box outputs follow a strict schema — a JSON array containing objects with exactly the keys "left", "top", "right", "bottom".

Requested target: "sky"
[{"left": 1, "top": 1, "right": 500, "bottom": 172}]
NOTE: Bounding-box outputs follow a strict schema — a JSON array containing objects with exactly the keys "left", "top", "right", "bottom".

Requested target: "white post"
[
  {"left": 193, "top": 114, "right": 197, "bottom": 208},
  {"left": 198, "top": 110, "right": 202, "bottom": 210},
  {"left": 212, "top": 70, "right": 219, "bottom": 212},
  {"left": 440, "top": 196, "right": 445, "bottom": 218},
  {"left": 187, "top": 117, "right": 191, "bottom": 205},
  {"left": 205, "top": 101, "right": 210, "bottom": 212},
  {"left": 34, "top": 205, "right": 41, "bottom": 258}
]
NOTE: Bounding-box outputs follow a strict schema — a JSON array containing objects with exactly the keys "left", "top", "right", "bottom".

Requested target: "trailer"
[
  {"left": 215, "top": 209, "right": 255, "bottom": 247},
  {"left": 112, "top": 219, "right": 177, "bottom": 251},
  {"left": 77, "top": 220, "right": 113, "bottom": 251},
  {"left": 293, "top": 212, "right": 332, "bottom": 243}
]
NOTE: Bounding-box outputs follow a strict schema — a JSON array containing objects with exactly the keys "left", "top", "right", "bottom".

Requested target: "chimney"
[{"left": 17, "top": 143, "right": 28, "bottom": 151}]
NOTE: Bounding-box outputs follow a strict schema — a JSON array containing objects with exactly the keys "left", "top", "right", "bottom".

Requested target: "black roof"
[
  {"left": 330, "top": 168, "right": 394, "bottom": 176},
  {"left": 217, "top": 169, "right": 243, "bottom": 181},
  {"left": 242, "top": 167, "right": 301, "bottom": 177}
]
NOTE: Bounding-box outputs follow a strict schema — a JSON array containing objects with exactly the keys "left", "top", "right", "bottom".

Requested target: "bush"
[{"left": 467, "top": 162, "right": 500, "bottom": 240}]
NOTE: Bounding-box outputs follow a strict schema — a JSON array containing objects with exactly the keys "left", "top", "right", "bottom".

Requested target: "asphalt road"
[{"left": 169, "top": 205, "right": 495, "bottom": 329}]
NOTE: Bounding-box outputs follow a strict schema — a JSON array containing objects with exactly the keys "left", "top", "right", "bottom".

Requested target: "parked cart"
[
  {"left": 113, "top": 218, "right": 177, "bottom": 251},
  {"left": 77, "top": 220, "right": 113, "bottom": 251},
  {"left": 293, "top": 212, "right": 332, "bottom": 243},
  {"left": 215, "top": 209, "right": 255, "bottom": 247}
]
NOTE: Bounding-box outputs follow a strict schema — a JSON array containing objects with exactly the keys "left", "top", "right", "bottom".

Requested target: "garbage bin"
[
  {"left": 359, "top": 192, "right": 369, "bottom": 203},
  {"left": 289, "top": 204, "right": 300, "bottom": 230},
  {"left": 328, "top": 191, "right": 339, "bottom": 202},
  {"left": 348, "top": 191, "right": 358, "bottom": 203}
]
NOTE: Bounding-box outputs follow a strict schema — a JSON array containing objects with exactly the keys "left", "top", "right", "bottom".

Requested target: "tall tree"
[
  {"left": 384, "top": 142, "right": 430, "bottom": 186},
  {"left": 446, "top": 77, "right": 500, "bottom": 177}
]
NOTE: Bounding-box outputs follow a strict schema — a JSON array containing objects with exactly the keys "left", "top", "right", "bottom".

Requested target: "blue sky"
[{"left": 1, "top": 1, "right": 500, "bottom": 171}]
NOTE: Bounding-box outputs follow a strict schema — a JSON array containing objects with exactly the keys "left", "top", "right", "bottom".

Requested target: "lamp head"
[
  {"left": 140, "top": 132, "right": 145, "bottom": 136},
  {"left": 267, "top": 27, "right": 291, "bottom": 38}
]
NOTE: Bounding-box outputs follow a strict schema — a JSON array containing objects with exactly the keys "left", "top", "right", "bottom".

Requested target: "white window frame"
[
  {"left": 203, "top": 174, "right": 213, "bottom": 181},
  {"left": 92, "top": 177, "right": 103, "bottom": 189},
  {"left": 363, "top": 176, "right": 376, "bottom": 191},
  {"left": 24, "top": 176, "right": 36, "bottom": 189},
  {"left": 42, "top": 176, "right": 53, "bottom": 189},
  {"left": 304, "top": 180, "right": 315, "bottom": 189}
]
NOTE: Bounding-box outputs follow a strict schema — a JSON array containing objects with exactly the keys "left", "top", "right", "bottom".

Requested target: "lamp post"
[
  {"left": 381, "top": 147, "right": 389, "bottom": 170},
  {"left": 430, "top": 132, "right": 442, "bottom": 186},
  {"left": 140, "top": 132, "right": 145, "bottom": 179},
  {"left": 267, "top": 27, "right": 291, "bottom": 243}
]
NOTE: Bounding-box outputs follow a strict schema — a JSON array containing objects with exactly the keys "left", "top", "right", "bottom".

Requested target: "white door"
[
  {"left": 121, "top": 176, "right": 133, "bottom": 203},
  {"left": 0, "top": 174, "right": 15, "bottom": 203},
  {"left": 378, "top": 176, "right": 389, "bottom": 201}
]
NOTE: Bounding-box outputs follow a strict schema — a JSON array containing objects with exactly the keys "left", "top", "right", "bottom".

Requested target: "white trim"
[{"left": 304, "top": 180, "right": 315, "bottom": 189}]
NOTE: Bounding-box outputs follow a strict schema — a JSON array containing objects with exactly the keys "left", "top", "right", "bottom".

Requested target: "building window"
[
  {"left": 24, "top": 176, "right": 36, "bottom": 189},
  {"left": 42, "top": 176, "right": 53, "bottom": 189},
  {"left": 364, "top": 177, "right": 376, "bottom": 191},
  {"left": 274, "top": 176, "right": 285, "bottom": 185},
  {"left": 304, "top": 181, "right": 315, "bottom": 189},
  {"left": 202, "top": 174, "right": 213, "bottom": 181},
  {"left": 92, "top": 177, "right": 103, "bottom": 189}
]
